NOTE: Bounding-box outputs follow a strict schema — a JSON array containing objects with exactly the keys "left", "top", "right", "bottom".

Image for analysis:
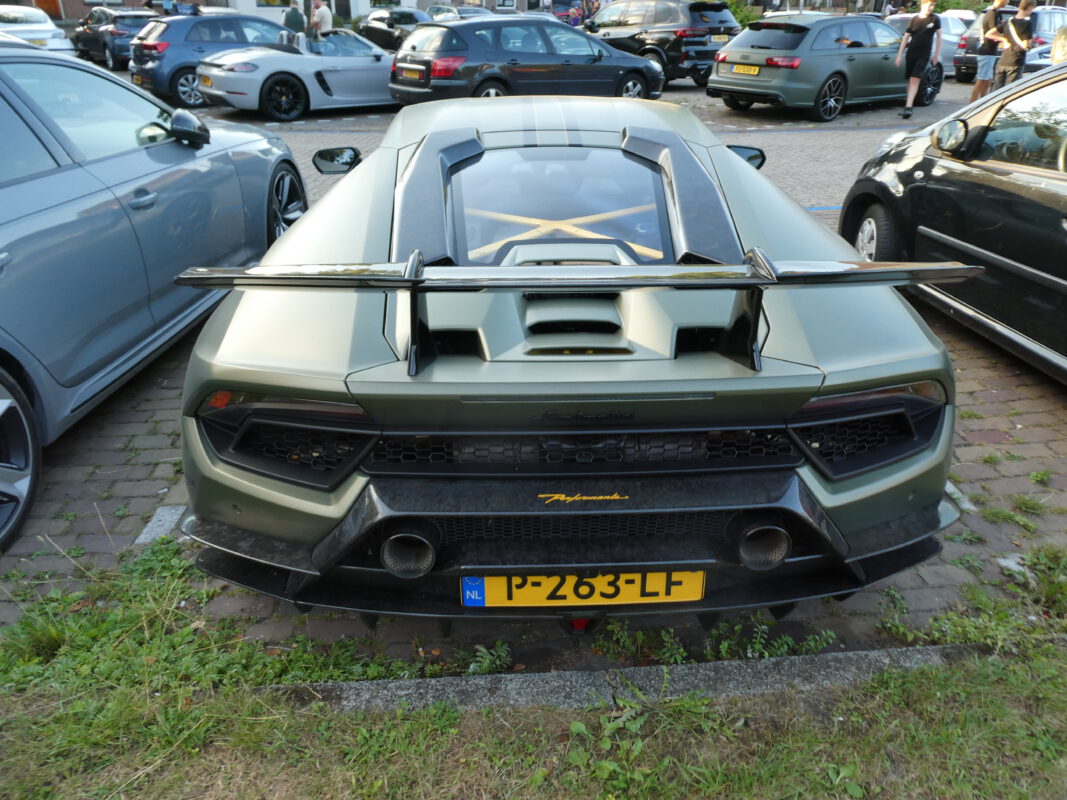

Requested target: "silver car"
[
  {"left": 0, "top": 4, "right": 74, "bottom": 51},
  {"left": 0, "top": 42, "right": 308, "bottom": 550}
]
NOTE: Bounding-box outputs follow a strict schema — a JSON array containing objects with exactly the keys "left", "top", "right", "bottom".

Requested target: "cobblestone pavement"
[{"left": 5, "top": 79, "right": 1066, "bottom": 671}]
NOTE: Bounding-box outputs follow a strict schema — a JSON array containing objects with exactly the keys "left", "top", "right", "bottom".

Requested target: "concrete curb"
[{"left": 275, "top": 643, "right": 974, "bottom": 713}]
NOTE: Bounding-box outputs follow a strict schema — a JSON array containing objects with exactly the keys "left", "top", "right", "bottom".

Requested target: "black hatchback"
[
  {"left": 583, "top": 0, "right": 741, "bottom": 87},
  {"left": 389, "top": 17, "right": 665, "bottom": 103}
]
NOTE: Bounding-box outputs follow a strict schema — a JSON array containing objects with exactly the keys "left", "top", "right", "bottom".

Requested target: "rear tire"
[
  {"left": 171, "top": 68, "right": 206, "bottom": 108},
  {"left": 104, "top": 46, "right": 117, "bottom": 71},
  {"left": 853, "top": 202, "right": 899, "bottom": 261},
  {"left": 267, "top": 162, "right": 308, "bottom": 246},
  {"left": 955, "top": 70, "right": 975, "bottom": 84},
  {"left": 691, "top": 68, "right": 709, "bottom": 88},
  {"left": 0, "top": 368, "right": 40, "bottom": 554},
  {"left": 722, "top": 94, "right": 753, "bottom": 111},
  {"left": 616, "top": 73, "right": 648, "bottom": 98},
  {"left": 807, "top": 74, "right": 846, "bottom": 122},
  {"left": 260, "top": 73, "right": 308, "bottom": 121},
  {"left": 915, "top": 63, "right": 943, "bottom": 107},
  {"left": 473, "top": 80, "right": 507, "bottom": 98}
]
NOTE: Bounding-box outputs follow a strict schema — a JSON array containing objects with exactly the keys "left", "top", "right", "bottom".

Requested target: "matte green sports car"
[{"left": 177, "top": 96, "right": 977, "bottom": 623}]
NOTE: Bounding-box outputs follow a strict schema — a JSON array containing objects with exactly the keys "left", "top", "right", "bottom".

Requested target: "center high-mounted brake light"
[
  {"left": 766, "top": 56, "right": 801, "bottom": 69},
  {"left": 430, "top": 55, "right": 466, "bottom": 78},
  {"left": 674, "top": 27, "right": 709, "bottom": 37}
]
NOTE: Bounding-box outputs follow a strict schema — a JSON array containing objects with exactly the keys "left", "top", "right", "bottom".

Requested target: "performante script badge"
[{"left": 539, "top": 492, "right": 630, "bottom": 504}]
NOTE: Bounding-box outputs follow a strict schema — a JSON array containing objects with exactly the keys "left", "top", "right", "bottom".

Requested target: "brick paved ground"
[{"left": 5, "top": 80, "right": 1065, "bottom": 669}]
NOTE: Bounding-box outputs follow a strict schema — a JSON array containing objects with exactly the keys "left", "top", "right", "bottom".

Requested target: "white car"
[
  {"left": 197, "top": 29, "right": 393, "bottom": 121},
  {"left": 0, "top": 4, "right": 74, "bottom": 51}
]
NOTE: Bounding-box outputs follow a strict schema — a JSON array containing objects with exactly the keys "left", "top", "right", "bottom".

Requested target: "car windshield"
[
  {"left": 0, "top": 7, "right": 50, "bottom": 24},
  {"left": 451, "top": 147, "right": 671, "bottom": 265},
  {"left": 392, "top": 10, "right": 431, "bottom": 24},
  {"left": 731, "top": 22, "right": 808, "bottom": 50}
]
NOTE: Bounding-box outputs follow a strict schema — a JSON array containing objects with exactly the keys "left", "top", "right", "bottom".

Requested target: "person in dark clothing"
[
  {"left": 283, "top": 0, "right": 306, "bottom": 33},
  {"left": 970, "top": 0, "right": 1009, "bottom": 102},
  {"left": 894, "top": 0, "right": 941, "bottom": 119},
  {"left": 987, "top": 0, "right": 1035, "bottom": 89}
]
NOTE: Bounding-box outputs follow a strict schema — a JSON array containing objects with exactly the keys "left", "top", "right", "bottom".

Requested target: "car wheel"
[
  {"left": 722, "top": 94, "right": 754, "bottom": 111},
  {"left": 260, "top": 74, "right": 308, "bottom": 122},
  {"left": 267, "top": 163, "right": 308, "bottom": 246},
  {"left": 691, "top": 68, "right": 709, "bottom": 88},
  {"left": 0, "top": 368, "right": 40, "bottom": 554},
  {"left": 642, "top": 50, "right": 665, "bottom": 71},
  {"left": 473, "top": 80, "right": 507, "bottom": 98},
  {"left": 807, "top": 74, "right": 846, "bottom": 122},
  {"left": 853, "top": 202, "right": 898, "bottom": 261},
  {"left": 616, "top": 73, "right": 647, "bottom": 98},
  {"left": 915, "top": 63, "right": 943, "bottom": 107},
  {"left": 104, "top": 46, "right": 116, "bottom": 70},
  {"left": 171, "top": 68, "right": 206, "bottom": 108},
  {"left": 955, "top": 70, "right": 974, "bottom": 84},
  {"left": 74, "top": 46, "right": 90, "bottom": 60}
]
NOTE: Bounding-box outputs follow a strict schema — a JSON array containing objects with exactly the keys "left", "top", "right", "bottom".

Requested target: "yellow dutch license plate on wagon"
[
  {"left": 400, "top": 67, "right": 421, "bottom": 79},
  {"left": 460, "top": 571, "right": 705, "bottom": 607},
  {"left": 132, "top": 74, "right": 143, "bottom": 84},
  {"left": 199, "top": 75, "right": 212, "bottom": 87},
  {"left": 711, "top": 34, "right": 729, "bottom": 41},
  {"left": 732, "top": 64, "right": 760, "bottom": 75}
]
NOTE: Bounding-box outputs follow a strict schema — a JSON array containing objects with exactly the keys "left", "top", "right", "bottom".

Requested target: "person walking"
[
  {"left": 987, "top": 0, "right": 1035, "bottom": 90},
  {"left": 970, "top": 0, "right": 1009, "bottom": 102},
  {"left": 283, "top": 0, "right": 305, "bottom": 34},
  {"left": 894, "top": 0, "right": 940, "bottom": 119},
  {"left": 309, "top": 0, "right": 332, "bottom": 39}
]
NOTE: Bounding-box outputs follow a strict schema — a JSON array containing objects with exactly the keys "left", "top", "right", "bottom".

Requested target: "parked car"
[
  {"left": 0, "top": 4, "right": 73, "bottom": 51},
  {"left": 426, "top": 4, "right": 495, "bottom": 20},
  {"left": 582, "top": 0, "right": 740, "bottom": 87},
  {"left": 389, "top": 16, "right": 664, "bottom": 103},
  {"left": 356, "top": 7, "right": 432, "bottom": 51},
  {"left": 0, "top": 41, "right": 308, "bottom": 551},
  {"left": 840, "top": 64, "right": 1067, "bottom": 383},
  {"left": 197, "top": 29, "right": 393, "bottom": 121},
  {"left": 883, "top": 12, "right": 967, "bottom": 78},
  {"left": 174, "top": 94, "right": 977, "bottom": 622},
  {"left": 1025, "top": 42, "right": 1054, "bottom": 72},
  {"left": 72, "top": 6, "right": 155, "bottom": 70},
  {"left": 953, "top": 4, "right": 1067, "bottom": 83},
  {"left": 129, "top": 11, "right": 287, "bottom": 107},
  {"left": 706, "top": 12, "right": 942, "bottom": 122}
]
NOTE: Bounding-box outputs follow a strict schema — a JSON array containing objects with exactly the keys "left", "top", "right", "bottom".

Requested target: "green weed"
[
  {"left": 981, "top": 453, "right": 1001, "bottom": 465},
  {"left": 594, "top": 620, "right": 691, "bottom": 666},
  {"left": 949, "top": 555, "right": 984, "bottom": 576},
  {"left": 981, "top": 506, "right": 1037, "bottom": 533},
  {"left": 704, "top": 614, "right": 835, "bottom": 661},
  {"left": 1012, "top": 494, "right": 1048, "bottom": 516},
  {"left": 1030, "top": 470, "right": 1051, "bottom": 486},
  {"left": 957, "top": 410, "right": 983, "bottom": 420},
  {"left": 944, "top": 529, "right": 986, "bottom": 545}
]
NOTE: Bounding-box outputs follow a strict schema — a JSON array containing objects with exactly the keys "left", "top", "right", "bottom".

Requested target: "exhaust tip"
[
  {"left": 738, "top": 524, "right": 791, "bottom": 572},
  {"left": 381, "top": 531, "right": 437, "bottom": 579}
]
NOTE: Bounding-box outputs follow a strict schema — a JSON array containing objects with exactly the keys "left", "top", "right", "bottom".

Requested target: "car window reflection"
[{"left": 974, "top": 80, "right": 1067, "bottom": 173}]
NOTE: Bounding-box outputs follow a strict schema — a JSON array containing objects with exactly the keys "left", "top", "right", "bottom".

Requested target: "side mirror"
[
  {"left": 593, "top": 48, "right": 604, "bottom": 61},
  {"left": 584, "top": 19, "right": 598, "bottom": 32},
  {"left": 372, "top": 50, "right": 383, "bottom": 61},
  {"left": 726, "top": 144, "right": 766, "bottom": 170},
  {"left": 385, "top": 19, "right": 395, "bottom": 27},
  {"left": 313, "top": 146, "right": 362, "bottom": 174},
  {"left": 169, "top": 108, "right": 210, "bottom": 149},
  {"left": 934, "top": 119, "right": 967, "bottom": 154}
]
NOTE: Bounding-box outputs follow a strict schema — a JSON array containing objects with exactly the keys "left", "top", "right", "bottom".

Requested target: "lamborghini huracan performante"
[{"left": 176, "top": 97, "right": 979, "bottom": 622}]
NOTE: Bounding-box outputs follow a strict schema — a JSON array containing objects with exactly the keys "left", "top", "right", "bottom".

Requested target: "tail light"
[
  {"left": 674, "top": 27, "right": 709, "bottom": 37},
  {"left": 138, "top": 41, "right": 169, "bottom": 53},
  {"left": 107, "top": 28, "right": 128, "bottom": 37},
  {"left": 1031, "top": 36, "right": 1047, "bottom": 46},
  {"left": 390, "top": 53, "right": 396, "bottom": 77},
  {"left": 430, "top": 55, "right": 466, "bottom": 77},
  {"left": 714, "top": 51, "right": 728, "bottom": 62},
  {"left": 766, "top": 56, "right": 801, "bottom": 69},
  {"left": 729, "top": 26, "right": 742, "bottom": 35},
  {"left": 956, "top": 36, "right": 967, "bottom": 49}
]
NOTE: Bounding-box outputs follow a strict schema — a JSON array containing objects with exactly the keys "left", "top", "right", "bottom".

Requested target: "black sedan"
[
  {"left": 840, "top": 64, "right": 1067, "bottom": 383},
  {"left": 389, "top": 16, "right": 664, "bottom": 103}
]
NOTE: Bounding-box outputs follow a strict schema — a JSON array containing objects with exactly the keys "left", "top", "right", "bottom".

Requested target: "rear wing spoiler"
[{"left": 177, "top": 248, "right": 980, "bottom": 375}]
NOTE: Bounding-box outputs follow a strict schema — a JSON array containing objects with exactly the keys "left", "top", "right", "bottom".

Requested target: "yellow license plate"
[
  {"left": 400, "top": 68, "right": 421, "bottom": 79},
  {"left": 29, "top": 39, "right": 46, "bottom": 46},
  {"left": 460, "top": 571, "right": 705, "bottom": 607},
  {"left": 711, "top": 34, "right": 729, "bottom": 42},
  {"left": 199, "top": 75, "right": 212, "bottom": 87},
  {"left": 732, "top": 64, "right": 760, "bottom": 75},
  {"left": 132, "top": 74, "right": 142, "bottom": 84}
]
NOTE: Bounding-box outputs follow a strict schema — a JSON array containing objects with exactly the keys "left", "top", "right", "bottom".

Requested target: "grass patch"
[
  {"left": 958, "top": 409, "right": 983, "bottom": 420},
  {"left": 944, "top": 529, "right": 986, "bottom": 545},
  {"left": 593, "top": 619, "right": 691, "bottom": 666},
  {"left": 1030, "top": 470, "right": 1051, "bottom": 486},
  {"left": 981, "top": 453, "right": 1001, "bottom": 465},
  {"left": 1012, "top": 495, "right": 1048, "bottom": 516},
  {"left": 981, "top": 506, "right": 1038, "bottom": 533},
  {"left": 949, "top": 555, "right": 985, "bottom": 576},
  {"left": 703, "top": 615, "right": 835, "bottom": 661}
]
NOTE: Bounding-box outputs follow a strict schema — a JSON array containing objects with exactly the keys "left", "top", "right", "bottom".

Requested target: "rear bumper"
[
  {"left": 389, "top": 79, "right": 470, "bottom": 105},
  {"left": 182, "top": 471, "right": 957, "bottom": 620}
]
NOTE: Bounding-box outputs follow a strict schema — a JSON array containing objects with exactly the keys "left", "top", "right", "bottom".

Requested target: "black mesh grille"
[
  {"left": 236, "top": 423, "right": 369, "bottom": 473},
  {"left": 365, "top": 429, "right": 800, "bottom": 474},
  {"left": 794, "top": 414, "right": 913, "bottom": 464},
  {"left": 434, "top": 511, "right": 732, "bottom": 545}
]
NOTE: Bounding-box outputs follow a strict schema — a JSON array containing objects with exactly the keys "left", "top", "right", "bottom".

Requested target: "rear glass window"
[
  {"left": 731, "top": 22, "right": 807, "bottom": 50},
  {"left": 451, "top": 147, "right": 671, "bottom": 265},
  {"left": 0, "top": 7, "right": 49, "bottom": 24},
  {"left": 137, "top": 20, "right": 168, "bottom": 41},
  {"left": 400, "top": 25, "right": 467, "bottom": 51},
  {"left": 115, "top": 15, "right": 152, "bottom": 28},
  {"left": 391, "top": 10, "right": 430, "bottom": 24}
]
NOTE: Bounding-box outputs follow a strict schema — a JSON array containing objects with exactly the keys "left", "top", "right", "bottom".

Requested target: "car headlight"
[
  {"left": 787, "top": 381, "right": 948, "bottom": 479},
  {"left": 196, "top": 391, "right": 376, "bottom": 490},
  {"left": 221, "top": 62, "right": 259, "bottom": 73}
]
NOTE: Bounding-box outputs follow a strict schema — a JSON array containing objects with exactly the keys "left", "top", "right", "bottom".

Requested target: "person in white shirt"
[{"left": 310, "top": 0, "right": 332, "bottom": 38}]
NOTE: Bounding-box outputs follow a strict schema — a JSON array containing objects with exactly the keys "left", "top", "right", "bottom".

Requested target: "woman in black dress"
[{"left": 893, "top": 0, "right": 941, "bottom": 119}]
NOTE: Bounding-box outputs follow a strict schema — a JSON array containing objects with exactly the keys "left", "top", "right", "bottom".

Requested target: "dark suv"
[
  {"left": 357, "top": 7, "right": 433, "bottom": 51},
  {"left": 953, "top": 4, "right": 1067, "bottom": 83},
  {"left": 583, "top": 0, "right": 740, "bottom": 86},
  {"left": 129, "top": 11, "right": 287, "bottom": 107},
  {"left": 71, "top": 6, "right": 155, "bottom": 70}
]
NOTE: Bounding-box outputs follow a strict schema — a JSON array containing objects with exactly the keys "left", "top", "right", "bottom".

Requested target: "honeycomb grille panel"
[
  {"left": 794, "top": 414, "right": 913, "bottom": 464},
  {"left": 237, "top": 423, "right": 368, "bottom": 473},
  {"left": 366, "top": 429, "right": 800, "bottom": 474}
]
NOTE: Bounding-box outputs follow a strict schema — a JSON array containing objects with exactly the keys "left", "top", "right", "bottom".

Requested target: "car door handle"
[
  {"left": 128, "top": 192, "right": 157, "bottom": 210},
  {"left": 507, "top": 58, "right": 520, "bottom": 64},
  {"left": 0, "top": 251, "right": 10, "bottom": 276},
  {"left": 847, "top": 55, "right": 856, "bottom": 61},
  {"left": 883, "top": 54, "right": 892, "bottom": 60}
]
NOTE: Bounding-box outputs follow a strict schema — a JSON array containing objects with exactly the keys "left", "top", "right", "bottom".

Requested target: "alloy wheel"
[
  {"left": 268, "top": 165, "right": 308, "bottom": 244},
  {"left": 817, "top": 76, "right": 845, "bottom": 121},
  {"left": 174, "top": 70, "right": 205, "bottom": 108},
  {"left": 854, "top": 217, "right": 878, "bottom": 261},
  {"left": 264, "top": 76, "right": 307, "bottom": 121},
  {"left": 619, "top": 77, "right": 646, "bottom": 98},
  {"left": 104, "top": 46, "right": 116, "bottom": 70},
  {"left": 0, "top": 375, "right": 38, "bottom": 553}
]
